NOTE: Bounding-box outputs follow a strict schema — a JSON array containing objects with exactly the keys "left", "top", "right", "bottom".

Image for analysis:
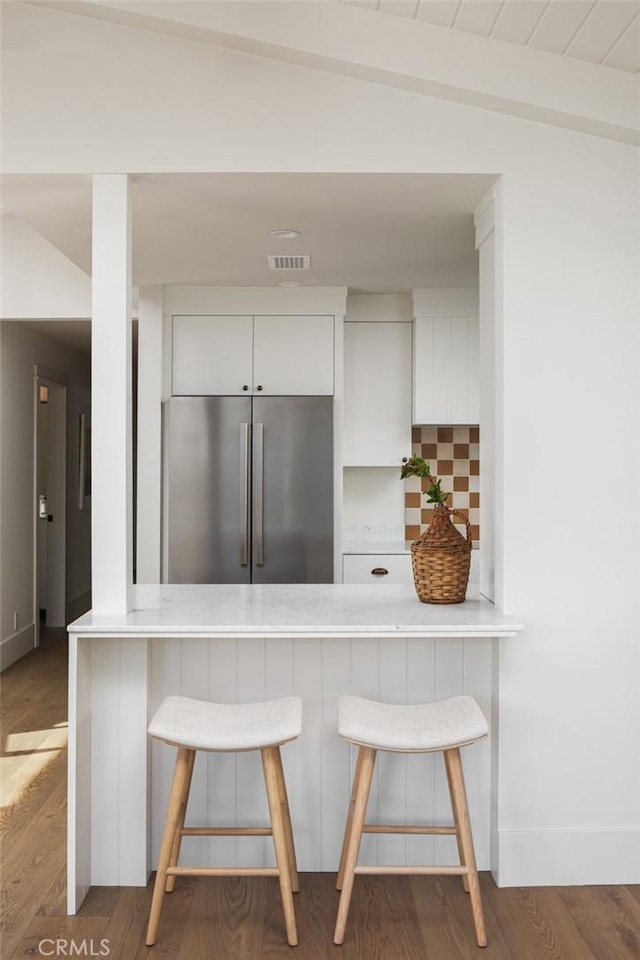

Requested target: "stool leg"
[
  {"left": 262, "top": 746, "right": 298, "bottom": 947},
  {"left": 165, "top": 748, "right": 196, "bottom": 893},
  {"left": 333, "top": 746, "right": 376, "bottom": 946},
  {"left": 444, "top": 748, "right": 487, "bottom": 948},
  {"left": 146, "top": 747, "right": 193, "bottom": 946},
  {"left": 443, "top": 748, "right": 470, "bottom": 894},
  {"left": 273, "top": 745, "right": 299, "bottom": 893},
  {"left": 336, "top": 746, "right": 367, "bottom": 891}
]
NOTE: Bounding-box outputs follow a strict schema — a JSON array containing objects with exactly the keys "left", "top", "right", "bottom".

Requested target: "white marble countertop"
[
  {"left": 342, "top": 537, "right": 478, "bottom": 555},
  {"left": 342, "top": 539, "right": 412, "bottom": 554},
  {"left": 68, "top": 584, "right": 524, "bottom": 639}
]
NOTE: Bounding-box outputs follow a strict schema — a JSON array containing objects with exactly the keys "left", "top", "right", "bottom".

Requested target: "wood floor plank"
[
  {"left": 1, "top": 773, "right": 67, "bottom": 958},
  {"left": 337, "top": 874, "right": 427, "bottom": 960},
  {"left": 625, "top": 884, "right": 640, "bottom": 908},
  {"left": 77, "top": 885, "right": 123, "bottom": 919},
  {"left": 176, "top": 876, "right": 267, "bottom": 960},
  {"left": 261, "top": 871, "right": 333, "bottom": 960},
  {"left": 482, "top": 883, "right": 599, "bottom": 960},
  {"left": 36, "top": 862, "right": 68, "bottom": 917},
  {"left": 264, "top": 872, "right": 344, "bottom": 960},
  {"left": 557, "top": 885, "right": 640, "bottom": 960},
  {"left": 106, "top": 881, "right": 196, "bottom": 960},
  {"left": 410, "top": 874, "right": 512, "bottom": 960},
  {"left": 7, "top": 915, "right": 111, "bottom": 960},
  {"left": 0, "top": 748, "right": 67, "bottom": 843}
]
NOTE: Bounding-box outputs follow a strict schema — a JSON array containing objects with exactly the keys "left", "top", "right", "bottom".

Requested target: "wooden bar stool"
[
  {"left": 145, "top": 694, "right": 302, "bottom": 947},
  {"left": 334, "top": 694, "right": 489, "bottom": 948}
]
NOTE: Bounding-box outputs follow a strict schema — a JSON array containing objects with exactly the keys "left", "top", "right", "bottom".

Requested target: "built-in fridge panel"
[
  {"left": 166, "top": 396, "right": 252, "bottom": 583},
  {"left": 252, "top": 396, "right": 333, "bottom": 583},
  {"left": 164, "top": 395, "right": 333, "bottom": 584}
]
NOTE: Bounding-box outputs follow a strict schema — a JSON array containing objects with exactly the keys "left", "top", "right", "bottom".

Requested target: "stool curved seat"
[
  {"left": 338, "top": 694, "right": 488, "bottom": 753},
  {"left": 148, "top": 694, "right": 302, "bottom": 752}
]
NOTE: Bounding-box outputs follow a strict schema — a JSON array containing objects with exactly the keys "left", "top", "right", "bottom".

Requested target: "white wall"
[
  {"left": 0, "top": 322, "right": 91, "bottom": 669},
  {"left": 3, "top": 5, "right": 639, "bottom": 883},
  {"left": 0, "top": 214, "right": 91, "bottom": 318}
]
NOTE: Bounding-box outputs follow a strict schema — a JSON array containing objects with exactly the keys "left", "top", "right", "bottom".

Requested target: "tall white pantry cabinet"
[{"left": 343, "top": 318, "right": 412, "bottom": 467}]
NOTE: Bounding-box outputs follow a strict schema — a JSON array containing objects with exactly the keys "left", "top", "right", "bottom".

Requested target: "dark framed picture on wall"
[{"left": 78, "top": 413, "right": 91, "bottom": 510}]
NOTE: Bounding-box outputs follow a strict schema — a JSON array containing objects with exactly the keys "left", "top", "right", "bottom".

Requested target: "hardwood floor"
[{"left": 2, "top": 630, "right": 640, "bottom": 959}]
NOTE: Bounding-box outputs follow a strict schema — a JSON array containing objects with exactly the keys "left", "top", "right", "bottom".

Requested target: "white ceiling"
[
  {"left": 1, "top": 172, "right": 494, "bottom": 292},
  {"left": 2, "top": 171, "right": 493, "bottom": 353},
  {"left": 345, "top": 0, "right": 640, "bottom": 74},
  {"left": 18, "top": 319, "right": 93, "bottom": 354}
]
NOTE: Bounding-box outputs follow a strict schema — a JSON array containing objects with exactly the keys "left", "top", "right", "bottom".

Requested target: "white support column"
[
  {"left": 136, "top": 286, "right": 164, "bottom": 583},
  {"left": 91, "top": 175, "right": 133, "bottom": 613},
  {"left": 474, "top": 180, "right": 504, "bottom": 885},
  {"left": 474, "top": 184, "right": 502, "bottom": 610}
]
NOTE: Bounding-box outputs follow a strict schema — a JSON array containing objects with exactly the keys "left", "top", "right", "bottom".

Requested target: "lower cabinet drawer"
[{"left": 343, "top": 553, "right": 412, "bottom": 584}]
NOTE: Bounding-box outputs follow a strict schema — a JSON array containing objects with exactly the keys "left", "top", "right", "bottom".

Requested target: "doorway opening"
[{"left": 34, "top": 370, "right": 67, "bottom": 642}]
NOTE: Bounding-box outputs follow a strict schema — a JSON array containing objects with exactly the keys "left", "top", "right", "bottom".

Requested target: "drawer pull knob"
[{"left": 371, "top": 567, "right": 389, "bottom": 576}]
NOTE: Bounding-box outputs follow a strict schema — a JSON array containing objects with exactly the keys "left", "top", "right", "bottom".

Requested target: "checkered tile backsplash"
[{"left": 405, "top": 426, "right": 480, "bottom": 547}]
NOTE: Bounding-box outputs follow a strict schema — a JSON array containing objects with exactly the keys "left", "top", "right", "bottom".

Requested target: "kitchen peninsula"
[{"left": 67, "top": 583, "right": 524, "bottom": 913}]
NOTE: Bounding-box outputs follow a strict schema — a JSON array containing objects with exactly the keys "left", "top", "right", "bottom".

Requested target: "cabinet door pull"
[{"left": 371, "top": 567, "right": 389, "bottom": 576}]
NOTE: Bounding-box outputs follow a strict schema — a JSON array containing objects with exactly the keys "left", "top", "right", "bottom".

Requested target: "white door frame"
[{"left": 33, "top": 365, "right": 67, "bottom": 640}]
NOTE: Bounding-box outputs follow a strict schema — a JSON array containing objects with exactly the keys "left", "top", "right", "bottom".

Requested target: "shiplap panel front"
[
  {"left": 91, "top": 639, "right": 149, "bottom": 886},
  {"left": 320, "top": 638, "right": 352, "bottom": 871},
  {"left": 90, "top": 641, "right": 120, "bottom": 883},
  {"left": 149, "top": 636, "right": 493, "bottom": 870},
  {"left": 349, "top": 637, "right": 380, "bottom": 866},
  {"left": 377, "top": 639, "right": 408, "bottom": 865},
  {"left": 207, "top": 637, "right": 238, "bottom": 867},
  {"left": 406, "top": 638, "right": 436, "bottom": 866},
  {"left": 236, "top": 638, "right": 268, "bottom": 867},
  {"left": 463, "top": 638, "right": 493, "bottom": 868},
  {"left": 434, "top": 638, "right": 465, "bottom": 865}
]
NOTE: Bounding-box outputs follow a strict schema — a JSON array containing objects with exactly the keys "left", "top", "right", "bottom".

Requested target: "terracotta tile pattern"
[{"left": 404, "top": 425, "right": 480, "bottom": 548}]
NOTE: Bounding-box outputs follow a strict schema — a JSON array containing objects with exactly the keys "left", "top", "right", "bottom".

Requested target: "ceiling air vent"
[{"left": 267, "top": 254, "right": 311, "bottom": 271}]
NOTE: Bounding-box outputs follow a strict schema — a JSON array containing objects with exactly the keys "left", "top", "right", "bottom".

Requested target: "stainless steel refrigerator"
[{"left": 164, "top": 396, "right": 334, "bottom": 583}]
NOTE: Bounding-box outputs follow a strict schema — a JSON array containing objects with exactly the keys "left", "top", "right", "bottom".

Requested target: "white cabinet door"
[
  {"left": 253, "top": 315, "right": 334, "bottom": 395},
  {"left": 343, "top": 321, "right": 412, "bottom": 466},
  {"left": 413, "top": 316, "right": 479, "bottom": 424},
  {"left": 343, "top": 553, "right": 413, "bottom": 584},
  {"left": 172, "top": 315, "right": 253, "bottom": 395}
]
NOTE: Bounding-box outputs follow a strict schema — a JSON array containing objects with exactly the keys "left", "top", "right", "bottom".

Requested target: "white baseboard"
[
  {"left": 495, "top": 828, "right": 640, "bottom": 886},
  {"left": 0, "top": 622, "right": 36, "bottom": 671},
  {"left": 66, "top": 590, "right": 91, "bottom": 625}
]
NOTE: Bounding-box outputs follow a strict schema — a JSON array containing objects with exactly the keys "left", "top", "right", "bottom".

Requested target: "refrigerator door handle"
[
  {"left": 254, "top": 421, "right": 264, "bottom": 566},
  {"left": 240, "top": 421, "right": 250, "bottom": 566}
]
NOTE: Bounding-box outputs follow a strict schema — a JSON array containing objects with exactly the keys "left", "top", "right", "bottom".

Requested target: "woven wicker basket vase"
[{"left": 411, "top": 505, "right": 472, "bottom": 604}]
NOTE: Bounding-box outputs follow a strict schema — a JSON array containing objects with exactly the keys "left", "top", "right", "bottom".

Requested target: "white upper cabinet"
[
  {"left": 172, "top": 315, "right": 253, "bottom": 395},
  {"left": 172, "top": 314, "right": 334, "bottom": 396},
  {"left": 343, "top": 321, "right": 412, "bottom": 466},
  {"left": 253, "top": 315, "right": 334, "bottom": 395},
  {"left": 412, "top": 290, "right": 479, "bottom": 424}
]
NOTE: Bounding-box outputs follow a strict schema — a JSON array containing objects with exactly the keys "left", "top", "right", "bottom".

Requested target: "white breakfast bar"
[{"left": 67, "top": 583, "right": 524, "bottom": 913}]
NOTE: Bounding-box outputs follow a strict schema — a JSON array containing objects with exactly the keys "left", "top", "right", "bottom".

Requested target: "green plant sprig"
[{"left": 400, "top": 456, "right": 448, "bottom": 506}]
